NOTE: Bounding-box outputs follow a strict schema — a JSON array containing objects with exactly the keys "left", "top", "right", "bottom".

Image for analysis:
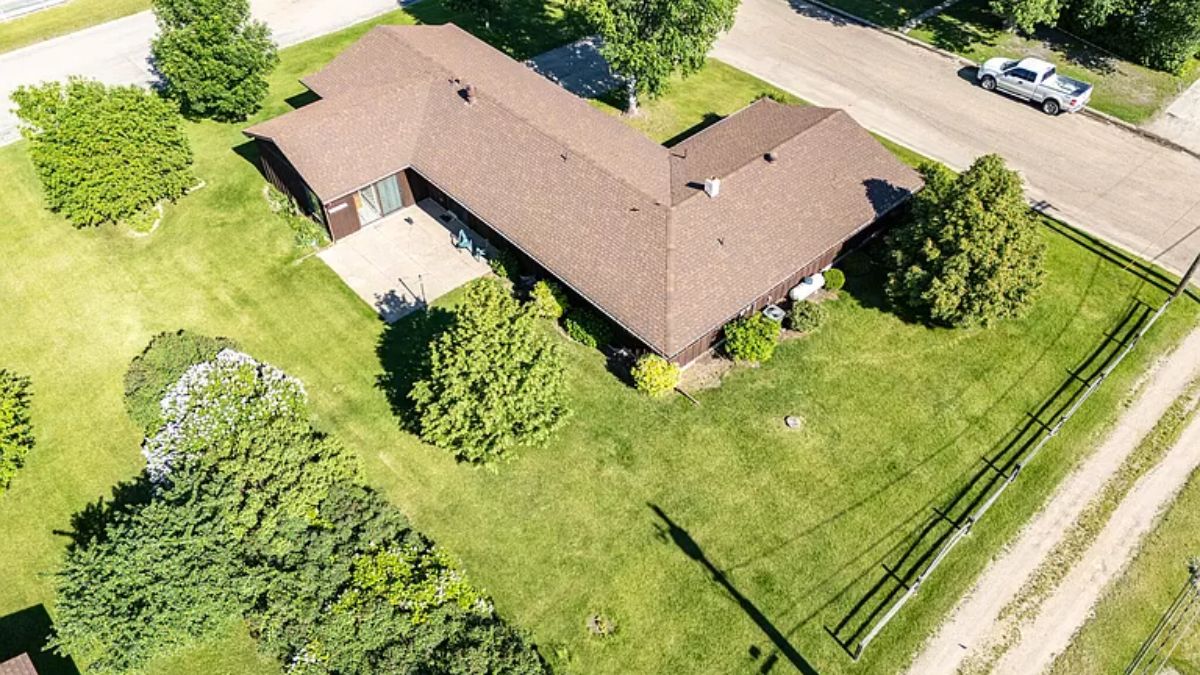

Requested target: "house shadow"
[
  {"left": 649, "top": 504, "right": 820, "bottom": 675},
  {"left": 826, "top": 297, "right": 1156, "bottom": 658},
  {"left": 406, "top": 0, "right": 590, "bottom": 60},
  {"left": 665, "top": 113, "right": 725, "bottom": 148},
  {"left": 0, "top": 605, "right": 80, "bottom": 675},
  {"left": 375, "top": 306, "right": 456, "bottom": 431}
]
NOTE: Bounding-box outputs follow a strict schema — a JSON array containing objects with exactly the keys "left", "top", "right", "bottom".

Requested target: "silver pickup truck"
[{"left": 977, "top": 57, "right": 1093, "bottom": 115}]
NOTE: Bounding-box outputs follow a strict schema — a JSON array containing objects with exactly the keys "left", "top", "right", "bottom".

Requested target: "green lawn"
[
  {"left": 1, "top": 4, "right": 1199, "bottom": 675},
  {"left": 906, "top": 0, "right": 1200, "bottom": 123},
  {"left": 0, "top": 0, "right": 150, "bottom": 54},
  {"left": 1049, "top": 471, "right": 1200, "bottom": 674}
]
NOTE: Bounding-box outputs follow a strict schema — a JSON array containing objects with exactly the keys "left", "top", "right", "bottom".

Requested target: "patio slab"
[{"left": 318, "top": 199, "right": 492, "bottom": 322}]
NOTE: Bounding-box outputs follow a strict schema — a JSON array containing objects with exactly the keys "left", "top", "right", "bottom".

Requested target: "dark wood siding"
[
  {"left": 256, "top": 139, "right": 322, "bottom": 219},
  {"left": 324, "top": 195, "right": 360, "bottom": 241}
]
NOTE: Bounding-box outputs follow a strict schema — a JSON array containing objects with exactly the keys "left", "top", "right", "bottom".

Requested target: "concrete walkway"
[
  {"left": 317, "top": 200, "right": 491, "bottom": 322},
  {"left": 713, "top": 0, "right": 1200, "bottom": 275},
  {"left": 527, "top": 37, "right": 620, "bottom": 99},
  {"left": 0, "top": 0, "right": 404, "bottom": 145},
  {"left": 1147, "top": 79, "right": 1200, "bottom": 156}
]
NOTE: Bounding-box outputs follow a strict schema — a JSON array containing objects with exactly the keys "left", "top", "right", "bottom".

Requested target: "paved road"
[
  {"left": 714, "top": 0, "right": 1200, "bottom": 275},
  {"left": 0, "top": 0, "right": 403, "bottom": 145}
]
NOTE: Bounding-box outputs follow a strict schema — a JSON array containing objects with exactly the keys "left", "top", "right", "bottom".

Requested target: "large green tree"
[
  {"left": 885, "top": 154, "right": 1046, "bottom": 328},
  {"left": 583, "top": 0, "right": 741, "bottom": 114},
  {"left": 11, "top": 78, "right": 194, "bottom": 228},
  {"left": 445, "top": 0, "right": 511, "bottom": 29},
  {"left": 150, "top": 0, "right": 278, "bottom": 121},
  {"left": 410, "top": 277, "right": 569, "bottom": 463}
]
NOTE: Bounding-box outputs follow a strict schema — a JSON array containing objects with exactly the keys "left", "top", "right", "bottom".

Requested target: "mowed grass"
[
  {"left": 1049, "top": 470, "right": 1200, "bottom": 674},
  {"left": 907, "top": 0, "right": 1200, "bottom": 123},
  {"left": 0, "top": 0, "right": 150, "bottom": 54},
  {"left": 1, "top": 4, "right": 1199, "bottom": 675}
]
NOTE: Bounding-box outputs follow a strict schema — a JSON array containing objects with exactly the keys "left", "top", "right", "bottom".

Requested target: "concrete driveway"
[
  {"left": 318, "top": 200, "right": 491, "bottom": 322},
  {"left": 714, "top": 0, "right": 1200, "bottom": 274},
  {"left": 0, "top": 0, "right": 404, "bottom": 145}
]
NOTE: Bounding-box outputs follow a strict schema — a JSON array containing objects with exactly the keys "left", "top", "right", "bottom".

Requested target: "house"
[{"left": 244, "top": 24, "right": 923, "bottom": 365}]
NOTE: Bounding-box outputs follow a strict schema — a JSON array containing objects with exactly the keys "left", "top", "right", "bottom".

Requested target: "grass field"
[
  {"left": 1, "top": 3, "right": 1198, "bottom": 675},
  {"left": 1049, "top": 469, "right": 1200, "bottom": 674},
  {"left": 0, "top": 0, "right": 149, "bottom": 54},
  {"left": 906, "top": 0, "right": 1200, "bottom": 123}
]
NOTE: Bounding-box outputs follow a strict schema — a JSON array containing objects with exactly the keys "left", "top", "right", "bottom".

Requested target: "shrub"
[
  {"left": 564, "top": 306, "right": 617, "bottom": 349},
  {"left": 0, "top": 370, "right": 34, "bottom": 494},
  {"left": 724, "top": 314, "right": 780, "bottom": 363},
  {"left": 489, "top": 247, "right": 521, "bottom": 281},
  {"left": 124, "top": 330, "right": 237, "bottom": 432},
  {"left": 410, "top": 278, "right": 570, "bottom": 463},
  {"left": 267, "top": 187, "right": 329, "bottom": 249},
  {"left": 631, "top": 354, "right": 679, "bottom": 396},
  {"left": 53, "top": 351, "right": 545, "bottom": 674},
  {"left": 151, "top": 0, "right": 278, "bottom": 121},
  {"left": 529, "top": 280, "right": 568, "bottom": 320},
  {"left": 788, "top": 301, "right": 828, "bottom": 333},
  {"left": 11, "top": 78, "right": 195, "bottom": 228},
  {"left": 824, "top": 268, "right": 846, "bottom": 292},
  {"left": 885, "top": 155, "right": 1045, "bottom": 328}
]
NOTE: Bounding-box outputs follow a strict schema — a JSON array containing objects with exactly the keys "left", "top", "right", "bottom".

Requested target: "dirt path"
[
  {"left": 998, "top": 402, "right": 1200, "bottom": 673},
  {"left": 906, "top": 326, "right": 1200, "bottom": 675}
]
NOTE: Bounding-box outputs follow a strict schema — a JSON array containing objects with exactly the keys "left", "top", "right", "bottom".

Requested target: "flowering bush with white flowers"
[{"left": 142, "top": 349, "right": 307, "bottom": 484}]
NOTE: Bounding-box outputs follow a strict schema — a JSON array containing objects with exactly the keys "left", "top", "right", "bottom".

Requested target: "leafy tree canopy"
[
  {"left": 123, "top": 330, "right": 237, "bottom": 432},
  {"left": 885, "top": 155, "right": 1046, "bottom": 328},
  {"left": 411, "top": 278, "right": 569, "bottom": 463},
  {"left": 151, "top": 0, "right": 278, "bottom": 120},
  {"left": 11, "top": 78, "right": 194, "bottom": 227},
  {"left": 584, "top": 0, "right": 741, "bottom": 112}
]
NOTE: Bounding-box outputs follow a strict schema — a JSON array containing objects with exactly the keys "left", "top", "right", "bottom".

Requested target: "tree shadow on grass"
[
  {"left": 375, "top": 307, "right": 455, "bottom": 432},
  {"left": 649, "top": 504, "right": 820, "bottom": 675},
  {"left": 0, "top": 605, "right": 80, "bottom": 675}
]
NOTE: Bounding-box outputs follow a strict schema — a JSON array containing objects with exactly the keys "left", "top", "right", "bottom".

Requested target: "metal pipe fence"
[{"left": 849, "top": 298, "right": 1172, "bottom": 659}]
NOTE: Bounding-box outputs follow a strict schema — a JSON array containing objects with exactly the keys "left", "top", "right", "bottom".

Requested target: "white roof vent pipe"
[{"left": 704, "top": 177, "right": 721, "bottom": 199}]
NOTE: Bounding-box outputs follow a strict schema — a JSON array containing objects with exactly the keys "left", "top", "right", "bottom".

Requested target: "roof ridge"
[
  {"left": 669, "top": 106, "right": 844, "bottom": 207},
  {"left": 383, "top": 24, "right": 673, "bottom": 205}
]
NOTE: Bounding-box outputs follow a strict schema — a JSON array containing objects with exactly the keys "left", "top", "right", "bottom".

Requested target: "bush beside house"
[
  {"left": 631, "top": 354, "right": 680, "bottom": 396},
  {"left": 564, "top": 305, "right": 617, "bottom": 349},
  {"left": 788, "top": 301, "right": 828, "bottom": 333},
  {"left": 724, "top": 314, "right": 781, "bottom": 363},
  {"left": 11, "top": 78, "right": 195, "bottom": 228},
  {"left": 824, "top": 268, "right": 845, "bottom": 292},
  {"left": 529, "top": 280, "right": 568, "bottom": 320},
  {"left": 0, "top": 370, "right": 34, "bottom": 495},
  {"left": 411, "top": 277, "right": 570, "bottom": 463}
]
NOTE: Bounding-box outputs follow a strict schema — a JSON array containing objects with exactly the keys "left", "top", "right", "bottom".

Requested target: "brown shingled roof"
[
  {"left": 245, "top": 24, "right": 922, "bottom": 359},
  {"left": 0, "top": 654, "right": 37, "bottom": 675}
]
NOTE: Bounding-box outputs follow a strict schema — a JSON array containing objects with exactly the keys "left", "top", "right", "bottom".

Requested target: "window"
[{"left": 1008, "top": 68, "right": 1036, "bottom": 82}]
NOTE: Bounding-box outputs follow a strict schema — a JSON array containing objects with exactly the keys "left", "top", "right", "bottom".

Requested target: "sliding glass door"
[{"left": 356, "top": 174, "right": 404, "bottom": 226}]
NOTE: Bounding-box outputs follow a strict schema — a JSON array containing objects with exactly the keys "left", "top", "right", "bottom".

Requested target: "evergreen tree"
[
  {"left": 886, "top": 154, "right": 1046, "bottom": 328},
  {"left": 151, "top": 0, "right": 278, "bottom": 121},
  {"left": 411, "top": 277, "right": 569, "bottom": 463},
  {"left": 583, "top": 0, "right": 741, "bottom": 114}
]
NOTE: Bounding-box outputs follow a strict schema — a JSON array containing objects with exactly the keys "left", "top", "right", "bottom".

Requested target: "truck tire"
[
  {"left": 1042, "top": 98, "right": 1061, "bottom": 115},
  {"left": 981, "top": 75, "right": 997, "bottom": 91}
]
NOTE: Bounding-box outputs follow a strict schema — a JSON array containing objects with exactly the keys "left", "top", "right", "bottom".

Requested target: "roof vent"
[
  {"left": 463, "top": 83, "right": 477, "bottom": 104},
  {"left": 765, "top": 151, "right": 778, "bottom": 163},
  {"left": 704, "top": 177, "right": 721, "bottom": 199}
]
